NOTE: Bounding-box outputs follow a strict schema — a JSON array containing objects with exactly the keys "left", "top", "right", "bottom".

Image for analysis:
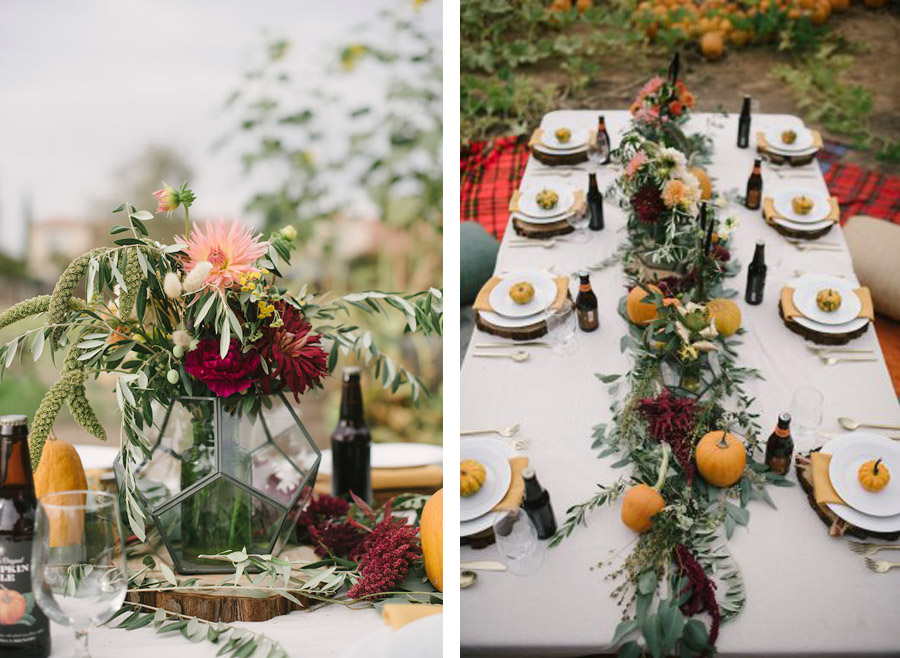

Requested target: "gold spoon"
[
  {"left": 821, "top": 356, "right": 877, "bottom": 366},
  {"left": 460, "top": 570, "right": 478, "bottom": 589},
  {"left": 839, "top": 416, "right": 900, "bottom": 432},
  {"left": 473, "top": 350, "right": 531, "bottom": 363}
]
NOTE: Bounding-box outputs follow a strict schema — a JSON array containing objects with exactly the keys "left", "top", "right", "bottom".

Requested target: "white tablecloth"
[{"left": 461, "top": 111, "right": 900, "bottom": 656}]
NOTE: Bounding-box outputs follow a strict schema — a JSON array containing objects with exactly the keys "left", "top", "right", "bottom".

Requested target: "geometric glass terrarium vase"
[{"left": 114, "top": 392, "right": 320, "bottom": 574}]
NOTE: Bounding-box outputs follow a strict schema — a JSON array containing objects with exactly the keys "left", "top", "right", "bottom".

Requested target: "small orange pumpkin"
[
  {"left": 700, "top": 31, "right": 726, "bottom": 61},
  {"left": 692, "top": 167, "right": 714, "bottom": 200},
  {"left": 33, "top": 434, "right": 88, "bottom": 547},
  {"left": 0, "top": 588, "right": 27, "bottom": 625},
  {"left": 829, "top": 0, "right": 850, "bottom": 11},
  {"left": 420, "top": 489, "right": 443, "bottom": 592},
  {"left": 626, "top": 285, "right": 679, "bottom": 326},
  {"left": 696, "top": 430, "right": 746, "bottom": 488},
  {"left": 622, "top": 445, "right": 670, "bottom": 533}
]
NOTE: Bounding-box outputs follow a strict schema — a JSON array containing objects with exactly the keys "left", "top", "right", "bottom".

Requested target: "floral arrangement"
[
  {"left": 0, "top": 183, "right": 442, "bottom": 541},
  {"left": 629, "top": 75, "right": 695, "bottom": 128},
  {"left": 552, "top": 130, "right": 791, "bottom": 655}
]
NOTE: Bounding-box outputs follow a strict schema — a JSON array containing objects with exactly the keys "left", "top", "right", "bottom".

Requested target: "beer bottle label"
[
  {"left": 0, "top": 540, "right": 49, "bottom": 647},
  {"left": 579, "top": 309, "right": 598, "bottom": 330},
  {"left": 746, "top": 189, "right": 760, "bottom": 208}
]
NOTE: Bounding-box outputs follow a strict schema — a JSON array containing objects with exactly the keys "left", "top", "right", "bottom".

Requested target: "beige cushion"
[{"left": 844, "top": 216, "right": 900, "bottom": 321}]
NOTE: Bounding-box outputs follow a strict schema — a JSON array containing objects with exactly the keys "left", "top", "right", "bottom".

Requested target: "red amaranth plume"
[
  {"left": 347, "top": 493, "right": 421, "bottom": 601},
  {"left": 630, "top": 183, "right": 666, "bottom": 224},
  {"left": 674, "top": 543, "right": 720, "bottom": 647},
  {"left": 309, "top": 521, "right": 366, "bottom": 559},
  {"left": 297, "top": 494, "right": 350, "bottom": 534},
  {"left": 638, "top": 390, "right": 699, "bottom": 483}
]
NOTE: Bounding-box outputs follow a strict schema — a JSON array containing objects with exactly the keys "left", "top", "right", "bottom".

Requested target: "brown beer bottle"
[
  {"left": 575, "top": 271, "right": 599, "bottom": 332},
  {"left": 330, "top": 367, "right": 372, "bottom": 503},
  {"left": 765, "top": 412, "right": 794, "bottom": 476},
  {"left": 0, "top": 415, "right": 51, "bottom": 658},
  {"left": 745, "top": 158, "right": 763, "bottom": 210},
  {"left": 596, "top": 115, "right": 611, "bottom": 165},
  {"left": 522, "top": 468, "right": 557, "bottom": 540}
]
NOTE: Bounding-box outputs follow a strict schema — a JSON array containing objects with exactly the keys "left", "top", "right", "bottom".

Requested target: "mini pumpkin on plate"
[
  {"left": 858, "top": 458, "right": 890, "bottom": 492},
  {"left": 816, "top": 288, "right": 842, "bottom": 313},
  {"left": 535, "top": 188, "right": 560, "bottom": 210},
  {"left": 460, "top": 459, "right": 488, "bottom": 497},
  {"left": 508, "top": 281, "right": 536, "bottom": 305},
  {"left": 554, "top": 127, "right": 572, "bottom": 144},
  {"left": 781, "top": 129, "right": 797, "bottom": 145},
  {"left": 791, "top": 195, "right": 814, "bottom": 215}
]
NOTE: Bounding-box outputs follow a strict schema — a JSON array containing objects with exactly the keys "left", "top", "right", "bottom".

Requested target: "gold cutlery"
[
  {"left": 848, "top": 540, "right": 900, "bottom": 556},
  {"left": 460, "top": 570, "right": 478, "bottom": 589},
  {"left": 460, "top": 561, "right": 507, "bottom": 572},
  {"left": 788, "top": 243, "right": 842, "bottom": 252},
  {"left": 461, "top": 423, "right": 521, "bottom": 438},
  {"left": 864, "top": 557, "right": 900, "bottom": 573},
  {"left": 476, "top": 341, "right": 550, "bottom": 349},
  {"left": 821, "top": 430, "right": 900, "bottom": 442},
  {"left": 508, "top": 241, "right": 558, "bottom": 249},
  {"left": 806, "top": 344, "right": 872, "bottom": 355},
  {"left": 839, "top": 416, "right": 900, "bottom": 432},
  {"left": 820, "top": 356, "right": 877, "bottom": 366},
  {"left": 473, "top": 350, "right": 531, "bottom": 362}
]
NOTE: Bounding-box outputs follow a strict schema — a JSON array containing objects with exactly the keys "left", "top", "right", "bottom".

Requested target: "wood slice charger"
[
  {"left": 126, "top": 545, "right": 314, "bottom": 622},
  {"left": 762, "top": 197, "right": 838, "bottom": 241},
  {"left": 511, "top": 216, "right": 574, "bottom": 239},
  {"left": 777, "top": 299, "right": 869, "bottom": 346},
  {"left": 474, "top": 294, "right": 573, "bottom": 341}
]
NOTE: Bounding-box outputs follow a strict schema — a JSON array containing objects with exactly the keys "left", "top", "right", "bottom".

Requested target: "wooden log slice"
[
  {"left": 473, "top": 294, "right": 573, "bottom": 341},
  {"left": 758, "top": 148, "right": 819, "bottom": 167},
  {"left": 512, "top": 217, "right": 575, "bottom": 239},
  {"left": 531, "top": 148, "right": 589, "bottom": 167},
  {"left": 795, "top": 450, "right": 900, "bottom": 540},
  {"left": 778, "top": 300, "right": 870, "bottom": 346},
  {"left": 764, "top": 219, "right": 834, "bottom": 241}
]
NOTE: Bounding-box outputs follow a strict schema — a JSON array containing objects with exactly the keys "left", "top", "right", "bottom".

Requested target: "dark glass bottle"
[
  {"left": 745, "top": 158, "right": 763, "bottom": 211},
  {"left": 575, "top": 271, "right": 599, "bottom": 332},
  {"left": 595, "top": 115, "right": 611, "bottom": 165},
  {"left": 0, "top": 415, "right": 51, "bottom": 658},
  {"left": 737, "top": 95, "right": 752, "bottom": 149},
  {"left": 765, "top": 413, "right": 794, "bottom": 476},
  {"left": 331, "top": 367, "right": 372, "bottom": 503},
  {"left": 744, "top": 241, "right": 767, "bottom": 306},
  {"left": 522, "top": 468, "right": 557, "bottom": 540},
  {"left": 587, "top": 173, "right": 605, "bottom": 231}
]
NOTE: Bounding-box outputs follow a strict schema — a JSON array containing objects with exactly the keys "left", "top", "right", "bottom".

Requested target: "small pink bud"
[{"left": 153, "top": 183, "right": 179, "bottom": 214}]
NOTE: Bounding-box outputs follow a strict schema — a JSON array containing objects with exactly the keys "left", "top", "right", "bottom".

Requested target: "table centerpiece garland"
[{"left": 550, "top": 131, "right": 792, "bottom": 657}]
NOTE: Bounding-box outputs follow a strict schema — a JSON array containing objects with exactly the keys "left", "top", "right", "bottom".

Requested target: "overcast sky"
[{"left": 0, "top": 0, "right": 441, "bottom": 257}]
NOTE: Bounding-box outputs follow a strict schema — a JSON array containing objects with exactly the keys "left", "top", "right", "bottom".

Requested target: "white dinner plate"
[
  {"left": 517, "top": 184, "right": 576, "bottom": 220},
  {"left": 793, "top": 274, "right": 862, "bottom": 326},
  {"left": 317, "top": 443, "right": 442, "bottom": 476},
  {"left": 478, "top": 307, "right": 551, "bottom": 329},
  {"left": 386, "top": 613, "right": 443, "bottom": 658},
  {"left": 488, "top": 270, "right": 557, "bottom": 319},
  {"left": 343, "top": 627, "right": 392, "bottom": 658},
  {"left": 73, "top": 445, "right": 119, "bottom": 471},
  {"left": 764, "top": 126, "right": 814, "bottom": 152},
  {"left": 823, "top": 434, "right": 900, "bottom": 532},
  {"left": 460, "top": 438, "right": 511, "bottom": 522},
  {"left": 540, "top": 124, "right": 588, "bottom": 150},
  {"left": 773, "top": 188, "right": 831, "bottom": 224},
  {"left": 829, "top": 433, "right": 900, "bottom": 517},
  {"left": 511, "top": 210, "right": 578, "bottom": 226},
  {"left": 461, "top": 510, "right": 503, "bottom": 537},
  {"left": 772, "top": 215, "right": 832, "bottom": 233},
  {"left": 793, "top": 313, "right": 869, "bottom": 336}
]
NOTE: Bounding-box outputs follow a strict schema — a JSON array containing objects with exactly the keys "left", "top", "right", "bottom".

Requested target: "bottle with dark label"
[
  {"left": 737, "top": 95, "right": 752, "bottom": 148},
  {"left": 745, "top": 158, "right": 763, "bottom": 210},
  {"left": 0, "top": 415, "right": 51, "bottom": 658},
  {"left": 587, "top": 173, "right": 605, "bottom": 232},
  {"left": 744, "top": 241, "right": 767, "bottom": 306},
  {"left": 330, "top": 367, "right": 372, "bottom": 503},
  {"left": 575, "top": 271, "right": 599, "bottom": 332},
  {"left": 595, "top": 115, "right": 611, "bottom": 165},
  {"left": 522, "top": 467, "right": 557, "bottom": 540},
  {"left": 765, "top": 413, "right": 794, "bottom": 476}
]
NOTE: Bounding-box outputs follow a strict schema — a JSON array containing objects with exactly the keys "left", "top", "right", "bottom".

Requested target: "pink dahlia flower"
[
  {"left": 639, "top": 76, "right": 664, "bottom": 99},
  {"left": 184, "top": 338, "right": 260, "bottom": 397},
  {"left": 153, "top": 184, "right": 179, "bottom": 214},
  {"left": 180, "top": 219, "right": 269, "bottom": 291},
  {"left": 624, "top": 152, "right": 647, "bottom": 179}
]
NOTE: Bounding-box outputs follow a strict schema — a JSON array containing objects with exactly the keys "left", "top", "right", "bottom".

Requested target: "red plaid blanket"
[{"left": 460, "top": 137, "right": 900, "bottom": 239}]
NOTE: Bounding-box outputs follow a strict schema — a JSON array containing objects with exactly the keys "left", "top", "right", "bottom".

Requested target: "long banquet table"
[{"left": 460, "top": 111, "right": 900, "bottom": 656}]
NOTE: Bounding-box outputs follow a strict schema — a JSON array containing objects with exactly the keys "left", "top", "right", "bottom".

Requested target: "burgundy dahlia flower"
[
  {"left": 184, "top": 338, "right": 260, "bottom": 398},
  {"left": 256, "top": 302, "right": 329, "bottom": 401},
  {"left": 631, "top": 183, "right": 666, "bottom": 224}
]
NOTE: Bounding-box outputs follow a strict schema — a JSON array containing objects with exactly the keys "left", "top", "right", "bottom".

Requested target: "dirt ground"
[{"left": 551, "top": 5, "right": 900, "bottom": 175}]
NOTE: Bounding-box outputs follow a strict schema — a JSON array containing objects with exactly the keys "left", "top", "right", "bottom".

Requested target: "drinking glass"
[
  {"left": 32, "top": 490, "right": 128, "bottom": 658},
  {"left": 566, "top": 208, "right": 591, "bottom": 243},
  {"left": 546, "top": 302, "right": 578, "bottom": 357},
  {"left": 790, "top": 386, "right": 824, "bottom": 448},
  {"left": 492, "top": 508, "right": 544, "bottom": 576}
]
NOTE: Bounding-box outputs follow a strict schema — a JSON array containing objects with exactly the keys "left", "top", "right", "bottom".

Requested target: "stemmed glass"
[
  {"left": 566, "top": 207, "right": 591, "bottom": 243},
  {"left": 32, "top": 490, "right": 128, "bottom": 658},
  {"left": 545, "top": 301, "right": 578, "bottom": 357},
  {"left": 492, "top": 508, "right": 544, "bottom": 576},
  {"left": 790, "top": 386, "right": 824, "bottom": 450}
]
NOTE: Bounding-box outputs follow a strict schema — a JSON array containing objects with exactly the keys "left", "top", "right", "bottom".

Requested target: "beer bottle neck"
[
  {"left": 588, "top": 174, "right": 599, "bottom": 192},
  {"left": 578, "top": 276, "right": 591, "bottom": 292},
  {"left": 741, "top": 98, "right": 751, "bottom": 114},
  {"left": 339, "top": 378, "right": 364, "bottom": 423},
  {"left": 751, "top": 244, "right": 765, "bottom": 267},
  {"left": 0, "top": 434, "right": 33, "bottom": 489},
  {"left": 524, "top": 473, "right": 544, "bottom": 501}
]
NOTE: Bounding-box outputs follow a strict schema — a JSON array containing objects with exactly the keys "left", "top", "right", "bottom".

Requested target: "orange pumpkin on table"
[
  {"left": 626, "top": 285, "right": 679, "bottom": 326},
  {"left": 622, "top": 445, "right": 670, "bottom": 533},
  {"left": 420, "top": 489, "right": 443, "bottom": 592},
  {"left": 0, "top": 588, "right": 27, "bottom": 625},
  {"left": 696, "top": 430, "right": 746, "bottom": 488}
]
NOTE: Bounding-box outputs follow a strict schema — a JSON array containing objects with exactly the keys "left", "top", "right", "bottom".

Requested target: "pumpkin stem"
[
  {"left": 653, "top": 443, "right": 670, "bottom": 491},
  {"left": 717, "top": 430, "right": 730, "bottom": 450},
  {"left": 874, "top": 458, "right": 882, "bottom": 476}
]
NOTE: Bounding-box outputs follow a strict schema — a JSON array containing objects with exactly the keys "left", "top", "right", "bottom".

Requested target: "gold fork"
[
  {"left": 864, "top": 557, "right": 900, "bottom": 573},
  {"left": 848, "top": 540, "right": 900, "bottom": 556}
]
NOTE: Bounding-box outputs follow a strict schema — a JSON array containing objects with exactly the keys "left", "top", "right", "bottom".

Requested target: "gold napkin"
[
  {"left": 811, "top": 452, "right": 846, "bottom": 506},
  {"left": 509, "top": 188, "right": 587, "bottom": 217},
  {"left": 528, "top": 128, "right": 595, "bottom": 151},
  {"left": 314, "top": 464, "right": 443, "bottom": 494},
  {"left": 473, "top": 276, "right": 570, "bottom": 314},
  {"left": 762, "top": 197, "right": 840, "bottom": 226},
  {"left": 757, "top": 130, "right": 823, "bottom": 153},
  {"left": 780, "top": 286, "right": 874, "bottom": 322},
  {"left": 492, "top": 456, "right": 529, "bottom": 512},
  {"left": 382, "top": 604, "right": 442, "bottom": 631}
]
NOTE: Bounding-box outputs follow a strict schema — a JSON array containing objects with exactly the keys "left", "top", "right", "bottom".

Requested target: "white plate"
[
  {"left": 478, "top": 307, "right": 551, "bottom": 329},
  {"left": 317, "top": 443, "right": 442, "bottom": 476},
  {"left": 772, "top": 215, "right": 832, "bottom": 233},
  {"left": 518, "top": 184, "right": 576, "bottom": 219},
  {"left": 386, "top": 613, "right": 443, "bottom": 658},
  {"left": 822, "top": 434, "right": 900, "bottom": 533},
  {"left": 74, "top": 445, "right": 119, "bottom": 471},
  {"left": 773, "top": 188, "right": 831, "bottom": 224},
  {"left": 461, "top": 510, "right": 503, "bottom": 537},
  {"left": 793, "top": 274, "right": 862, "bottom": 326},
  {"left": 765, "top": 126, "right": 814, "bottom": 152},
  {"left": 511, "top": 210, "right": 579, "bottom": 226},
  {"left": 342, "top": 627, "right": 391, "bottom": 658},
  {"left": 488, "top": 270, "right": 557, "bottom": 319},
  {"left": 793, "top": 313, "right": 869, "bottom": 336},
  {"left": 460, "top": 438, "right": 511, "bottom": 522},
  {"left": 829, "top": 433, "right": 900, "bottom": 517},
  {"left": 540, "top": 124, "right": 588, "bottom": 150}
]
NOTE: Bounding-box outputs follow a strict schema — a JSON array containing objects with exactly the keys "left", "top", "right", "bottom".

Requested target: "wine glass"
[
  {"left": 790, "top": 386, "right": 824, "bottom": 449},
  {"left": 32, "top": 490, "right": 128, "bottom": 658},
  {"left": 566, "top": 208, "right": 590, "bottom": 243},
  {"left": 545, "top": 301, "right": 578, "bottom": 357},
  {"left": 492, "top": 508, "right": 544, "bottom": 576}
]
